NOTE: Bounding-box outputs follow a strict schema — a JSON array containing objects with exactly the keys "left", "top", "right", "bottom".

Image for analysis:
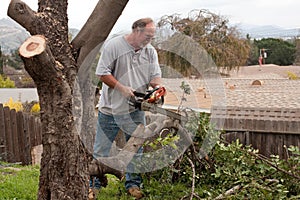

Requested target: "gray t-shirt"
[{"left": 96, "top": 35, "right": 161, "bottom": 115}]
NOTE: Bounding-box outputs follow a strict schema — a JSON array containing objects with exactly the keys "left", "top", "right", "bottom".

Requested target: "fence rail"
[{"left": 0, "top": 103, "right": 42, "bottom": 165}]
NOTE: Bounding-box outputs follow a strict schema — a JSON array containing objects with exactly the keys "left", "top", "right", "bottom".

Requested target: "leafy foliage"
[
  {"left": 0, "top": 46, "right": 3, "bottom": 74},
  {"left": 294, "top": 39, "right": 300, "bottom": 65},
  {"left": 143, "top": 109, "right": 300, "bottom": 199},
  {"left": 249, "top": 38, "right": 296, "bottom": 66},
  {"left": 146, "top": 140, "right": 300, "bottom": 199},
  {"left": 30, "top": 102, "right": 41, "bottom": 113},
  {"left": 157, "top": 9, "right": 251, "bottom": 75},
  {"left": 287, "top": 71, "right": 299, "bottom": 80},
  {"left": 6, "top": 49, "right": 23, "bottom": 70},
  {"left": 0, "top": 74, "right": 15, "bottom": 88},
  {"left": 3, "top": 97, "right": 23, "bottom": 111}
]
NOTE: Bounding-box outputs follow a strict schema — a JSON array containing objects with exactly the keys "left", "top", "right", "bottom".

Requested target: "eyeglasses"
[{"left": 145, "top": 34, "right": 155, "bottom": 40}]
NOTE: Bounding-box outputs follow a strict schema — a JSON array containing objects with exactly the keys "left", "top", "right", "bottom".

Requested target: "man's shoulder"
[
  {"left": 105, "top": 35, "right": 124, "bottom": 45},
  {"left": 143, "top": 44, "right": 157, "bottom": 54},
  {"left": 103, "top": 35, "right": 130, "bottom": 53}
]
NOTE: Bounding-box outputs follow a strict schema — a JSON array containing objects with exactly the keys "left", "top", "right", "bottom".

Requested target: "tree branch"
[
  {"left": 89, "top": 118, "right": 182, "bottom": 179},
  {"left": 8, "top": 0, "right": 38, "bottom": 34},
  {"left": 19, "top": 35, "right": 62, "bottom": 82},
  {"left": 249, "top": 151, "right": 300, "bottom": 180},
  {"left": 71, "top": 0, "right": 129, "bottom": 66},
  {"left": 222, "top": 139, "right": 300, "bottom": 181},
  {"left": 215, "top": 185, "right": 242, "bottom": 200},
  {"left": 187, "top": 157, "right": 197, "bottom": 200}
]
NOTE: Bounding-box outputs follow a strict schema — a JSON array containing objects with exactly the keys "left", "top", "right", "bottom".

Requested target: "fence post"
[
  {"left": 10, "top": 109, "right": 20, "bottom": 162},
  {"left": 23, "top": 114, "right": 32, "bottom": 164},
  {"left": 0, "top": 104, "right": 6, "bottom": 161},
  {"left": 17, "top": 111, "right": 26, "bottom": 164},
  {"left": 36, "top": 117, "right": 42, "bottom": 145},
  {"left": 29, "top": 116, "right": 36, "bottom": 147},
  {"left": 3, "top": 106, "right": 14, "bottom": 162}
]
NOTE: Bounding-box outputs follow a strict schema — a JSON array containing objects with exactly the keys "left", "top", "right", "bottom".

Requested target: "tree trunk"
[
  {"left": 8, "top": 0, "right": 129, "bottom": 199},
  {"left": 294, "top": 39, "right": 300, "bottom": 66}
]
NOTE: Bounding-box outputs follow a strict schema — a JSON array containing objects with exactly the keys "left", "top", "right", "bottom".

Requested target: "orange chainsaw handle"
[{"left": 147, "top": 87, "right": 166, "bottom": 103}]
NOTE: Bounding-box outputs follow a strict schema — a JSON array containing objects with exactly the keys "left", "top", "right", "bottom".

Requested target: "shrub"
[
  {"left": 146, "top": 112, "right": 300, "bottom": 199},
  {"left": 3, "top": 97, "right": 23, "bottom": 111},
  {"left": 287, "top": 71, "right": 299, "bottom": 80},
  {"left": 30, "top": 102, "right": 40, "bottom": 113},
  {"left": 0, "top": 75, "right": 15, "bottom": 88}
]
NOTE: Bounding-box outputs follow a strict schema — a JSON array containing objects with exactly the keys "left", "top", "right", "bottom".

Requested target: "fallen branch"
[
  {"left": 180, "top": 156, "right": 208, "bottom": 200},
  {"left": 90, "top": 118, "right": 183, "bottom": 179},
  {"left": 221, "top": 139, "right": 300, "bottom": 181},
  {"left": 249, "top": 151, "right": 300, "bottom": 180},
  {"left": 215, "top": 185, "right": 242, "bottom": 200},
  {"left": 187, "top": 157, "right": 199, "bottom": 200}
]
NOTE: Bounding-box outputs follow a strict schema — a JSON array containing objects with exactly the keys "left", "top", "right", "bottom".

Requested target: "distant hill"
[
  {"left": 0, "top": 18, "right": 79, "bottom": 54},
  {"left": 0, "top": 18, "right": 30, "bottom": 54},
  {"left": 236, "top": 23, "right": 300, "bottom": 39}
]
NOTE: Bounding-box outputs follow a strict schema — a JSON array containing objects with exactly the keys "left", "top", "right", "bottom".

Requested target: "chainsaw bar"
[{"left": 141, "top": 102, "right": 188, "bottom": 123}]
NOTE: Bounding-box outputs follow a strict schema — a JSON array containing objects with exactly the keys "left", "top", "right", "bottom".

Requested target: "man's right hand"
[
  {"left": 116, "top": 84, "right": 135, "bottom": 98},
  {"left": 99, "top": 75, "right": 134, "bottom": 98}
]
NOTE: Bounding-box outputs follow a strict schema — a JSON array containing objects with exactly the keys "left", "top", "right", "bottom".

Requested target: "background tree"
[
  {"left": 7, "top": 0, "right": 129, "bottom": 199},
  {"left": 6, "top": 49, "right": 23, "bottom": 70},
  {"left": 245, "top": 34, "right": 260, "bottom": 66},
  {"left": 294, "top": 39, "right": 300, "bottom": 65},
  {"left": 0, "top": 46, "right": 3, "bottom": 74},
  {"left": 156, "top": 9, "right": 251, "bottom": 76},
  {"left": 294, "top": 39, "right": 300, "bottom": 66},
  {"left": 250, "top": 38, "right": 296, "bottom": 66}
]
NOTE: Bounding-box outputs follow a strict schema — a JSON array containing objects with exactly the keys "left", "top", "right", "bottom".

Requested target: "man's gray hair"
[{"left": 132, "top": 18, "right": 154, "bottom": 30}]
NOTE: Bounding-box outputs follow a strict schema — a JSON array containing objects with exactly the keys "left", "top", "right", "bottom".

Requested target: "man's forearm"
[{"left": 99, "top": 75, "right": 118, "bottom": 88}]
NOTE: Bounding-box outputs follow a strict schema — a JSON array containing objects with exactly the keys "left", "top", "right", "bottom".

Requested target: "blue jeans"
[{"left": 90, "top": 110, "right": 145, "bottom": 190}]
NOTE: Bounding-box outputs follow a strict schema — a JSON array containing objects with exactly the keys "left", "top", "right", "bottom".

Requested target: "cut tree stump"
[{"left": 19, "top": 35, "right": 46, "bottom": 58}]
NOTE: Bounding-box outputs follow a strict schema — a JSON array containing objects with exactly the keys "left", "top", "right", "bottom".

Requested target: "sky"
[{"left": 1, "top": 0, "right": 300, "bottom": 32}]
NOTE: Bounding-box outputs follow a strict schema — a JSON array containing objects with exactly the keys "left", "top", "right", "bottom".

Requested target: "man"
[{"left": 89, "top": 18, "right": 163, "bottom": 200}]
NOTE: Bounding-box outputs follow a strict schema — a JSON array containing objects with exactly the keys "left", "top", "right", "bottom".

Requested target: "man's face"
[{"left": 136, "top": 23, "right": 156, "bottom": 48}]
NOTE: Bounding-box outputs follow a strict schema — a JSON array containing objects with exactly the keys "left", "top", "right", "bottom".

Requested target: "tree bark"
[
  {"left": 71, "top": 0, "right": 129, "bottom": 65},
  {"left": 19, "top": 34, "right": 91, "bottom": 200},
  {"left": 8, "top": 0, "right": 129, "bottom": 199},
  {"left": 71, "top": 0, "right": 129, "bottom": 153}
]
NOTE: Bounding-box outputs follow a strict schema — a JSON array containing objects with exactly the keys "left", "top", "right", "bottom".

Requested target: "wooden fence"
[
  {"left": 212, "top": 106, "right": 300, "bottom": 159},
  {"left": 221, "top": 131, "right": 299, "bottom": 159},
  {"left": 1, "top": 103, "right": 300, "bottom": 164},
  {"left": 0, "top": 103, "right": 42, "bottom": 165}
]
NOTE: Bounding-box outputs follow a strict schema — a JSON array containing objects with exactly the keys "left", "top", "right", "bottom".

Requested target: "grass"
[
  {"left": 0, "top": 162, "right": 39, "bottom": 200},
  {"left": 0, "top": 163, "right": 190, "bottom": 200},
  {"left": 97, "top": 175, "right": 190, "bottom": 200}
]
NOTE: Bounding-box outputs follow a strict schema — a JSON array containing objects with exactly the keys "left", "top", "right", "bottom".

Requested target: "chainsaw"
[{"left": 129, "top": 87, "right": 188, "bottom": 123}]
